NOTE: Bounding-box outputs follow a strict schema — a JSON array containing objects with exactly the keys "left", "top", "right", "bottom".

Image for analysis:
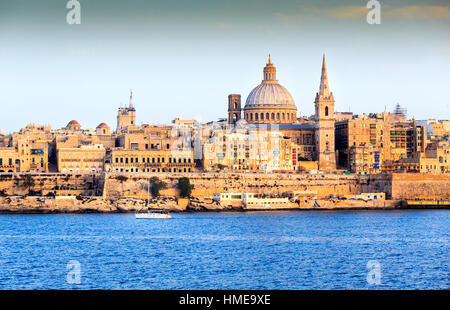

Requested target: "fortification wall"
[
  {"left": 391, "top": 173, "right": 450, "bottom": 200},
  {"left": 0, "top": 173, "right": 103, "bottom": 196},
  {"left": 0, "top": 172, "right": 448, "bottom": 202},
  {"left": 102, "top": 172, "right": 391, "bottom": 200}
]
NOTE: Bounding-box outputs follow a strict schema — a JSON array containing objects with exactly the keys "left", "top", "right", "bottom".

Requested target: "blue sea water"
[{"left": 0, "top": 210, "right": 448, "bottom": 290}]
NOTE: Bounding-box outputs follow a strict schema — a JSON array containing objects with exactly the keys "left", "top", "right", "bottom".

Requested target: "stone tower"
[
  {"left": 116, "top": 90, "right": 136, "bottom": 132},
  {"left": 228, "top": 94, "right": 242, "bottom": 124},
  {"left": 314, "top": 55, "right": 336, "bottom": 171}
]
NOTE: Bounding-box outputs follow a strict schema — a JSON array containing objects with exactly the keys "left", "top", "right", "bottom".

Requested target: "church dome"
[
  {"left": 245, "top": 83, "right": 296, "bottom": 108},
  {"left": 96, "top": 122, "right": 109, "bottom": 129},
  {"left": 66, "top": 120, "right": 81, "bottom": 130},
  {"left": 243, "top": 55, "right": 297, "bottom": 124}
]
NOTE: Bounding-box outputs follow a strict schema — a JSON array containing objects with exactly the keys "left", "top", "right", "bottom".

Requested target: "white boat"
[
  {"left": 135, "top": 178, "right": 172, "bottom": 219},
  {"left": 135, "top": 211, "right": 171, "bottom": 219}
]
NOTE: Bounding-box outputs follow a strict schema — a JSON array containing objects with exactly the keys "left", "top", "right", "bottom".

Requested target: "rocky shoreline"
[
  {"left": 0, "top": 195, "right": 236, "bottom": 214},
  {"left": 0, "top": 195, "right": 444, "bottom": 214}
]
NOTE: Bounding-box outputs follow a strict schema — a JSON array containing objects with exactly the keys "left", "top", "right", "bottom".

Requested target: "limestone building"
[
  {"left": 202, "top": 120, "right": 296, "bottom": 172},
  {"left": 57, "top": 144, "right": 106, "bottom": 173},
  {"left": 335, "top": 113, "right": 427, "bottom": 172},
  {"left": 0, "top": 147, "right": 17, "bottom": 172},
  {"left": 105, "top": 148, "right": 195, "bottom": 173}
]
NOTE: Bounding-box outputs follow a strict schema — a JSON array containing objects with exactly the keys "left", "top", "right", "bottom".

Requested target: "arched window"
[
  {"left": 234, "top": 102, "right": 238, "bottom": 109},
  {"left": 255, "top": 113, "right": 258, "bottom": 120},
  {"left": 277, "top": 113, "right": 280, "bottom": 120},
  {"left": 326, "top": 141, "right": 329, "bottom": 152},
  {"left": 282, "top": 113, "right": 285, "bottom": 120},
  {"left": 266, "top": 113, "right": 269, "bottom": 120},
  {"left": 325, "top": 106, "right": 329, "bottom": 116},
  {"left": 260, "top": 113, "right": 264, "bottom": 120},
  {"left": 250, "top": 113, "right": 253, "bottom": 121},
  {"left": 271, "top": 113, "right": 275, "bottom": 120},
  {"left": 287, "top": 114, "right": 290, "bottom": 120}
]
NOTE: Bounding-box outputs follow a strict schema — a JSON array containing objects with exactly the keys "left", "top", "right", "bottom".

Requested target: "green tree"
[
  {"left": 22, "top": 174, "right": 35, "bottom": 196},
  {"left": 177, "top": 177, "right": 194, "bottom": 198},
  {"left": 149, "top": 176, "right": 167, "bottom": 198},
  {"left": 116, "top": 175, "right": 128, "bottom": 194}
]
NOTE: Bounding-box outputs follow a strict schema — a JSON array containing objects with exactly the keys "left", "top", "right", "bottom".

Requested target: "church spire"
[{"left": 319, "top": 54, "right": 330, "bottom": 97}]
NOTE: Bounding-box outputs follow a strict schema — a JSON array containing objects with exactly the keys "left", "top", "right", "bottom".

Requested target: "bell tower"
[
  {"left": 314, "top": 55, "right": 336, "bottom": 171},
  {"left": 228, "top": 94, "right": 241, "bottom": 124},
  {"left": 116, "top": 90, "right": 137, "bottom": 133}
]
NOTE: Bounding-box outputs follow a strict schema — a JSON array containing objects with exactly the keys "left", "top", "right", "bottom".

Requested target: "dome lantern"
[{"left": 263, "top": 53, "right": 277, "bottom": 83}]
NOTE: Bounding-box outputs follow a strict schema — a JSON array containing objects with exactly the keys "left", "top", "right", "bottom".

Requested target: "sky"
[{"left": 0, "top": 0, "right": 449, "bottom": 133}]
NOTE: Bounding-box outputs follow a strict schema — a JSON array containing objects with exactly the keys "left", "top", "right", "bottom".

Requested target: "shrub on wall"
[{"left": 177, "top": 177, "right": 194, "bottom": 198}]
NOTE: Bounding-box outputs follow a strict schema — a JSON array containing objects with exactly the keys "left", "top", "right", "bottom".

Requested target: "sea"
[{"left": 0, "top": 210, "right": 448, "bottom": 289}]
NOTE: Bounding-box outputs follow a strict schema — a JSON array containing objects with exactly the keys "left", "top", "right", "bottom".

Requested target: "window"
[{"left": 325, "top": 106, "right": 329, "bottom": 116}]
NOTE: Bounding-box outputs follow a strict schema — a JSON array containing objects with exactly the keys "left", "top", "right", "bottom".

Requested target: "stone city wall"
[
  {"left": 0, "top": 173, "right": 103, "bottom": 197},
  {"left": 0, "top": 172, "right": 448, "bottom": 201},
  {"left": 102, "top": 172, "right": 393, "bottom": 200},
  {"left": 391, "top": 173, "right": 450, "bottom": 200}
]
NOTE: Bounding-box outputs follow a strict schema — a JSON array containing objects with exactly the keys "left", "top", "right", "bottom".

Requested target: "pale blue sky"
[{"left": 0, "top": 0, "right": 449, "bottom": 133}]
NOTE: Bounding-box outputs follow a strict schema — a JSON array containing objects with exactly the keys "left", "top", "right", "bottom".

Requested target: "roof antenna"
[{"left": 129, "top": 89, "right": 134, "bottom": 108}]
